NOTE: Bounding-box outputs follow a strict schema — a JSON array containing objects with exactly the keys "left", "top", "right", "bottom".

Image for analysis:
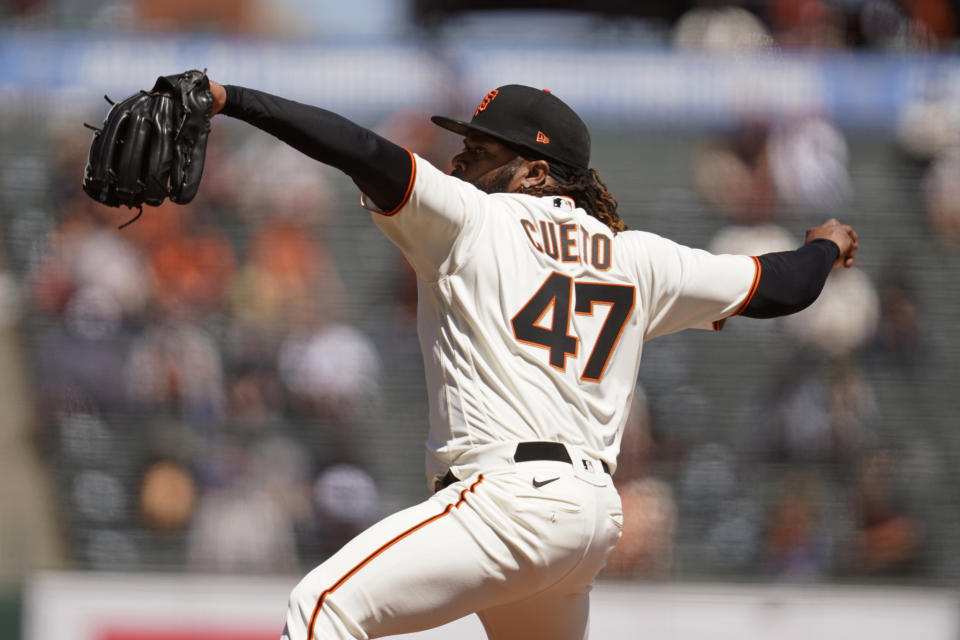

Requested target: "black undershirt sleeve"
[
  {"left": 740, "top": 239, "right": 840, "bottom": 318},
  {"left": 220, "top": 85, "right": 414, "bottom": 212}
]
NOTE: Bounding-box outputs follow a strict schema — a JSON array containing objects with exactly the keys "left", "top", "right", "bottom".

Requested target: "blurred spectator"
[
  {"left": 31, "top": 322, "right": 133, "bottom": 414},
  {"left": 767, "top": 0, "right": 845, "bottom": 48},
  {"left": 26, "top": 201, "right": 143, "bottom": 413},
  {"left": 373, "top": 257, "right": 421, "bottom": 374},
  {"left": 232, "top": 214, "right": 344, "bottom": 330},
  {"left": 636, "top": 334, "right": 693, "bottom": 401},
  {"left": 679, "top": 443, "right": 762, "bottom": 574},
  {"left": 187, "top": 482, "right": 299, "bottom": 573},
  {"left": 71, "top": 468, "right": 126, "bottom": 523},
  {"left": 250, "top": 434, "right": 315, "bottom": 529},
  {"left": 28, "top": 198, "right": 150, "bottom": 322},
  {"left": 903, "top": 0, "right": 957, "bottom": 45},
  {"left": 680, "top": 442, "right": 738, "bottom": 515},
  {"left": 277, "top": 320, "right": 381, "bottom": 424},
  {"left": 782, "top": 267, "right": 880, "bottom": 357},
  {"left": 759, "top": 356, "right": 877, "bottom": 464},
  {"left": 673, "top": 5, "right": 774, "bottom": 50},
  {"left": 147, "top": 219, "right": 237, "bottom": 319},
  {"left": 139, "top": 458, "right": 198, "bottom": 532},
  {"left": 604, "top": 477, "right": 677, "bottom": 578},
  {"left": 124, "top": 321, "right": 226, "bottom": 427},
  {"left": 311, "top": 463, "right": 381, "bottom": 558},
  {"left": 268, "top": 0, "right": 409, "bottom": 38},
  {"left": 692, "top": 120, "right": 778, "bottom": 224},
  {"left": 85, "top": 529, "right": 139, "bottom": 569},
  {"left": 922, "top": 146, "right": 960, "bottom": 247},
  {"left": 605, "top": 386, "right": 678, "bottom": 578},
  {"left": 634, "top": 337, "right": 708, "bottom": 464},
  {"left": 896, "top": 79, "right": 960, "bottom": 163},
  {"left": 761, "top": 469, "right": 834, "bottom": 579},
  {"left": 220, "top": 318, "right": 288, "bottom": 434},
  {"left": 225, "top": 361, "right": 286, "bottom": 433},
  {"left": 845, "top": 448, "right": 925, "bottom": 576},
  {"left": 611, "top": 385, "right": 655, "bottom": 483},
  {"left": 2, "top": 0, "right": 47, "bottom": 19},
  {"left": 695, "top": 111, "right": 851, "bottom": 225},
  {"left": 855, "top": 0, "right": 943, "bottom": 50},
  {"left": 767, "top": 114, "right": 851, "bottom": 213},
  {"left": 0, "top": 268, "right": 21, "bottom": 327},
  {"left": 187, "top": 435, "right": 309, "bottom": 573},
  {"left": 870, "top": 261, "right": 926, "bottom": 367},
  {"left": 188, "top": 131, "right": 247, "bottom": 214},
  {"left": 136, "top": 0, "right": 265, "bottom": 33},
  {"left": 57, "top": 412, "right": 112, "bottom": 466},
  {"left": 827, "top": 361, "right": 879, "bottom": 457},
  {"left": 708, "top": 221, "right": 796, "bottom": 257},
  {"left": 701, "top": 496, "right": 764, "bottom": 572},
  {"left": 51, "top": 125, "right": 98, "bottom": 210},
  {"left": 233, "top": 139, "right": 338, "bottom": 225}
]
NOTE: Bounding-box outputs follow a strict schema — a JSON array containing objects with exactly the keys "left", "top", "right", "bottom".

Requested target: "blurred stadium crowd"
[{"left": 1, "top": 0, "right": 959, "bottom": 595}]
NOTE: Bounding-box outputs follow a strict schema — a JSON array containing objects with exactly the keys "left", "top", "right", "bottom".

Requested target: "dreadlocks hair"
[{"left": 519, "top": 168, "right": 627, "bottom": 233}]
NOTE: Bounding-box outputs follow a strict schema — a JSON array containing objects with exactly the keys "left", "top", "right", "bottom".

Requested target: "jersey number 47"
[{"left": 512, "top": 272, "right": 635, "bottom": 382}]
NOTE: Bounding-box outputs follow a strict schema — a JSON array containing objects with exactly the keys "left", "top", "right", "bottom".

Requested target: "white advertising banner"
[{"left": 25, "top": 572, "right": 959, "bottom": 640}]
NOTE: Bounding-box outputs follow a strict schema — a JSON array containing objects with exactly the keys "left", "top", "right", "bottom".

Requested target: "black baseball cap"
[{"left": 431, "top": 85, "right": 591, "bottom": 180}]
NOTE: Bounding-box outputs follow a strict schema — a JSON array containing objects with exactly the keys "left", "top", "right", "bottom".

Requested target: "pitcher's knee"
[
  {"left": 286, "top": 572, "right": 364, "bottom": 640},
  {"left": 288, "top": 573, "right": 319, "bottom": 620}
]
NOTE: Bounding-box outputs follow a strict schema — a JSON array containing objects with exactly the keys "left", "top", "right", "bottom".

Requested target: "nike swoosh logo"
[{"left": 532, "top": 477, "right": 560, "bottom": 488}]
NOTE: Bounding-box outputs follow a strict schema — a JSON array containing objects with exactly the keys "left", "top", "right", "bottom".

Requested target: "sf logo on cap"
[{"left": 474, "top": 89, "right": 499, "bottom": 116}]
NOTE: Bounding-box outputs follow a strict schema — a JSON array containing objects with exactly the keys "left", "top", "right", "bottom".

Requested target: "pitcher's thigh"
[
  {"left": 478, "top": 585, "right": 591, "bottom": 640},
  {"left": 284, "top": 483, "right": 513, "bottom": 639}
]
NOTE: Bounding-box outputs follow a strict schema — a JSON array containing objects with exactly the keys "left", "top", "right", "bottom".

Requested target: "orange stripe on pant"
[{"left": 306, "top": 474, "right": 485, "bottom": 640}]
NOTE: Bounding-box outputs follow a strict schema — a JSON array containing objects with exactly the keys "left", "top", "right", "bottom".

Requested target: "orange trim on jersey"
[
  {"left": 732, "top": 256, "right": 762, "bottom": 316},
  {"left": 374, "top": 148, "right": 417, "bottom": 217},
  {"left": 305, "top": 474, "right": 485, "bottom": 640}
]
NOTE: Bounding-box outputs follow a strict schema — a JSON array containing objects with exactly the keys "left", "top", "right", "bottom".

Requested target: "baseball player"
[{"left": 202, "top": 80, "right": 858, "bottom": 639}]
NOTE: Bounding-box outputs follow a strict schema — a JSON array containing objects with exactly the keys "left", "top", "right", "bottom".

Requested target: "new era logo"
[{"left": 536, "top": 131, "right": 550, "bottom": 144}]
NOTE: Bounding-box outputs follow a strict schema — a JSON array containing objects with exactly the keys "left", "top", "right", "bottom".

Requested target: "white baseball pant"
[{"left": 281, "top": 453, "right": 623, "bottom": 639}]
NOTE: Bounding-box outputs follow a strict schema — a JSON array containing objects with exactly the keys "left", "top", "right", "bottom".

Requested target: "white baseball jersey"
[
  {"left": 284, "top": 153, "right": 760, "bottom": 640},
  {"left": 224, "top": 84, "right": 771, "bottom": 640},
  {"left": 368, "top": 154, "right": 759, "bottom": 487}
]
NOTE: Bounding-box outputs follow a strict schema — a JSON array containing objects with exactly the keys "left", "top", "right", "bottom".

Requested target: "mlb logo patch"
[{"left": 581, "top": 459, "right": 595, "bottom": 473}]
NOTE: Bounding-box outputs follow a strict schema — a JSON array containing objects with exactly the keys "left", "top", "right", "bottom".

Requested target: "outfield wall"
[{"left": 25, "top": 572, "right": 960, "bottom": 640}]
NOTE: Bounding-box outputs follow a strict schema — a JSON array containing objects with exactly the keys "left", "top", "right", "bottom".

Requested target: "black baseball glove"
[{"left": 82, "top": 70, "right": 213, "bottom": 224}]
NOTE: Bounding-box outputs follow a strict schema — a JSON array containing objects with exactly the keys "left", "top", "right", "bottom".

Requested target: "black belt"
[{"left": 436, "top": 441, "right": 611, "bottom": 491}]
